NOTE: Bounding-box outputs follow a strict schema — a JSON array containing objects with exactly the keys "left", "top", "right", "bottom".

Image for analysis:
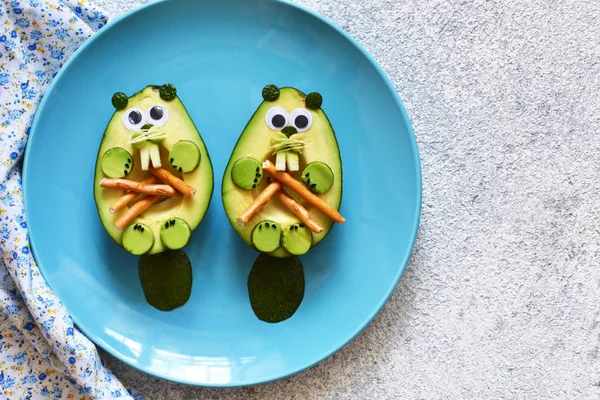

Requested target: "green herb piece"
[
  {"left": 159, "top": 83, "right": 177, "bottom": 101},
  {"left": 305, "top": 92, "right": 322, "bottom": 109},
  {"left": 262, "top": 84, "right": 280, "bottom": 101},
  {"left": 111, "top": 92, "right": 128, "bottom": 109}
]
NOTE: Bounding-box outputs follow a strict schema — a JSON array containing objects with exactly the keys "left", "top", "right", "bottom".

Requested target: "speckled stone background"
[{"left": 92, "top": 0, "right": 600, "bottom": 398}]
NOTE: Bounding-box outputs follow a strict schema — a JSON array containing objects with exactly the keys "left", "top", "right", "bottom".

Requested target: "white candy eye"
[
  {"left": 265, "top": 106, "right": 288, "bottom": 130},
  {"left": 122, "top": 108, "right": 145, "bottom": 131},
  {"left": 146, "top": 105, "right": 168, "bottom": 127},
  {"left": 289, "top": 108, "right": 313, "bottom": 132}
]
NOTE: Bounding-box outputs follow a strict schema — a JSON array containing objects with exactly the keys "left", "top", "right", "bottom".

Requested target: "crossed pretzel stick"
[
  {"left": 236, "top": 160, "right": 345, "bottom": 233},
  {"left": 100, "top": 167, "right": 196, "bottom": 231}
]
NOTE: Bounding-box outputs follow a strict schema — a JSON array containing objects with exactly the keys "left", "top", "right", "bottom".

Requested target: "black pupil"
[
  {"left": 272, "top": 114, "right": 286, "bottom": 128},
  {"left": 150, "top": 106, "right": 163, "bottom": 120},
  {"left": 295, "top": 115, "right": 309, "bottom": 129},
  {"left": 128, "top": 110, "right": 142, "bottom": 125}
]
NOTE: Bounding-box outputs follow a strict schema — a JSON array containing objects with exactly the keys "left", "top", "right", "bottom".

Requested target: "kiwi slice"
[
  {"left": 251, "top": 221, "right": 282, "bottom": 253},
  {"left": 160, "top": 217, "right": 191, "bottom": 250},
  {"left": 232, "top": 157, "right": 263, "bottom": 190},
  {"left": 281, "top": 224, "right": 312, "bottom": 256},
  {"left": 101, "top": 147, "right": 133, "bottom": 178},
  {"left": 122, "top": 223, "right": 154, "bottom": 255},
  {"left": 169, "top": 140, "right": 201, "bottom": 173},
  {"left": 301, "top": 161, "right": 334, "bottom": 194},
  {"left": 139, "top": 250, "right": 192, "bottom": 311}
]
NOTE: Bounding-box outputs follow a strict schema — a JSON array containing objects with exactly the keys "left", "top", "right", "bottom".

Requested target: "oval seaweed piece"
[
  {"left": 138, "top": 250, "right": 192, "bottom": 311},
  {"left": 248, "top": 254, "right": 305, "bottom": 323}
]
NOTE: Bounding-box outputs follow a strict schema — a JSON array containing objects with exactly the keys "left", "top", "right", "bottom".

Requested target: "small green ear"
[
  {"left": 111, "top": 92, "right": 128, "bottom": 110},
  {"left": 262, "top": 84, "right": 280, "bottom": 101},
  {"left": 305, "top": 92, "right": 322, "bottom": 109},
  {"left": 159, "top": 83, "right": 177, "bottom": 101}
]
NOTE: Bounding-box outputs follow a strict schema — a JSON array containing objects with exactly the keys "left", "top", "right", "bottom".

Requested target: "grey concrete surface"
[{"left": 93, "top": 0, "right": 600, "bottom": 398}]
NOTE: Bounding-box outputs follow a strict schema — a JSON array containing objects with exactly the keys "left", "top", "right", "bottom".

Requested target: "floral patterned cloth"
[{"left": 0, "top": 1, "right": 143, "bottom": 399}]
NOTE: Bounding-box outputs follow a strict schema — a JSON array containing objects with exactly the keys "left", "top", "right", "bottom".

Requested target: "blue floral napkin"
[{"left": 0, "top": 1, "right": 144, "bottom": 398}]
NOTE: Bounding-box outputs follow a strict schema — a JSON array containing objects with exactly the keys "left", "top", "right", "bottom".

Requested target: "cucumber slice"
[
  {"left": 160, "top": 217, "right": 191, "bottom": 250},
  {"left": 301, "top": 161, "right": 334, "bottom": 194},
  {"left": 231, "top": 157, "right": 262, "bottom": 190},
  {"left": 251, "top": 221, "right": 282, "bottom": 253},
  {"left": 122, "top": 223, "right": 154, "bottom": 255},
  {"left": 281, "top": 224, "right": 312, "bottom": 255},
  {"left": 169, "top": 140, "right": 201, "bottom": 173},
  {"left": 101, "top": 147, "right": 133, "bottom": 178}
]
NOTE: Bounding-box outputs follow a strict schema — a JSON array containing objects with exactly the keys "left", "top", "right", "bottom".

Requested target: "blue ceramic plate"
[{"left": 23, "top": 0, "right": 421, "bottom": 387}]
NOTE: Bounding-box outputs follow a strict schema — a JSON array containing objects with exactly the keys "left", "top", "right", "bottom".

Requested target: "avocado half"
[
  {"left": 222, "top": 86, "right": 342, "bottom": 258},
  {"left": 94, "top": 84, "right": 213, "bottom": 255}
]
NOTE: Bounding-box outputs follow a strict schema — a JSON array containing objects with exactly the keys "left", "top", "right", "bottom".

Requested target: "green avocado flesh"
[
  {"left": 222, "top": 87, "right": 342, "bottom": 258},
  {"left": 94, "top": 85, "right": 214, "bottom": 255},
  {"left": 248, "top": 254, "right": 305, "bottom": 323},
  {"left": 139, "top": 250, "right": 192, "bottom": 311}
]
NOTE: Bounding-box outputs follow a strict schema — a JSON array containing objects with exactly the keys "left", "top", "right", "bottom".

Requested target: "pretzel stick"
[
  {"left": 109, "top": 176, "right": 158, "bottom": 214},
  {"left": 149, "top": 167, "right": 196, "bottom": 198},
  {"left": 115, "top": 195, "right": 159, "bottom": 230},
  {"left": 236, "top": 181, "right": 282, "bottom": 224},
  {"left": 276, "top": 191, "right": 324, "bottom": 233},
  {"left": 101, "top": 178, "right": 179, "bottom": 197},
  {"left": 262, "top": 160, "right": 345, "bottom": 224}
]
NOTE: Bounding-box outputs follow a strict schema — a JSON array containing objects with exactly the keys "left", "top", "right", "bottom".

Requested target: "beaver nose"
[{"left": 281, "top": 126, "right": 297, "bottom": 137}]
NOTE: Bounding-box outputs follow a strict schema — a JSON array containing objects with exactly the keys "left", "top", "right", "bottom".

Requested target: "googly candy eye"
[{"left": 265, "top": 106, "right": 288, "bottom": 130}]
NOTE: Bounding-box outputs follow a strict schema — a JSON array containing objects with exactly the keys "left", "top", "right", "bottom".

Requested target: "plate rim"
[{"left": 23, "top": 0, "right": 422, "bottom": 387}]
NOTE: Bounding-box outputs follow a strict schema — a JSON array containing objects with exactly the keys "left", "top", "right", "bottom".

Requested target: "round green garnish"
[
  {"left": 301, "top": 161, "right": 334, "bottom": 194},
  {"left": 251, "top": 221, "right": 282, "bottom": 253},
  {"left": 122, "top": 223, "right": 154, "bottom": 255},
  {"left": 282, "top": 224, "right": 312, "bottom": 256},
  {"left": 262, "top": 84, "right": 280, "bottom": 101},
  {"left": 111, "top": 92, "right": 128, "bottom": 110},
  {"left": 169, "top": 140, "right": 201, "bottom": 173},
  {"left": 305, "top": 92, "right": 322, "bottom": 109},
  {"left": 281, "top": 126, "right": 297, "bottom": 137},
  {"left": 160, "top": 217, "right": 191, "bottom": 250},
  {"left": 101, "top": 147, "right": 133, "bottom": 178},
  {"left": 248, "top": 254, "right": 305, "bottom": 323},
  {"left": 159, "top": 83, "right": 177, "bottom": 101},
  {"left": 232, "top": 157, "right": 262, "bottom": 190},
  {"left": 139, "top": 250, "right": 192, "bottom": 311}
]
